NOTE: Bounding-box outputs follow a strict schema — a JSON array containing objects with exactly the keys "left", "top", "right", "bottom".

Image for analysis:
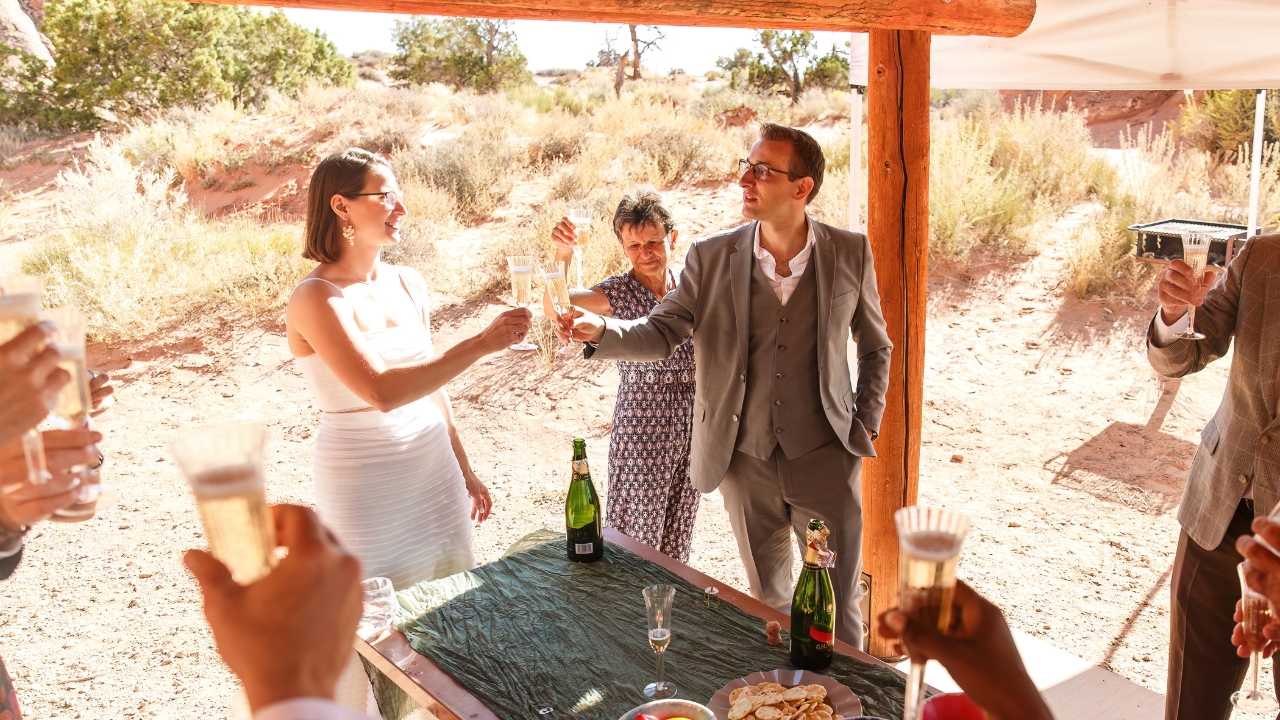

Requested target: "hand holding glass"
[
  {"left": 44, "top": 307, "right": 115, "bottom": 516},
  {"left": 643, "top": 583, "right": 677, "bottom": 700},
  {"left": 506, "top": 256, "right": 537, "bottom": 351},
  {"left": 895, "top": 506, "right": 972, "bottom": 720},
  {"left": 0, "top": 275, "right": 50, "bottom": 486},
  {"left": 1177, "top": 232, "right": 1213, "bottom": 341},
  {"left": 566, "top": 208, "right": 592, "bottom": 292},
  {"left": 171, "top": 423, "right": 277, "bottom": 585},
  {"left": 1233, "top": 562, "right": 1278, "bottom": 713},
  {"left": 541, "top": 261, "right": 576, "bottom": 355}
]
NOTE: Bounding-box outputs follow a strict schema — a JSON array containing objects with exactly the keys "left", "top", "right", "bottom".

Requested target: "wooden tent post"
[{"left": 863, "top": 28, "right": 930, "bottom": 660}]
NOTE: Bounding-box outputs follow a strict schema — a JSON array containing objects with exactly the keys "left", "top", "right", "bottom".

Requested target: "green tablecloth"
[{"left": 369, "top": 530, "right": 905, "bottom": 720}]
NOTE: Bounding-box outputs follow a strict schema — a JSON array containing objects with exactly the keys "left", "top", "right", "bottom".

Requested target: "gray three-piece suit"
[{"left": 586, "top": 219, "right": 892, "bottom": 647}]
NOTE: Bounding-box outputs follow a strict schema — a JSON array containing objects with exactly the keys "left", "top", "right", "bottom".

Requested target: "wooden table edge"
[{"left": 356, "top": 528, "right": 919, "bottom": 720}]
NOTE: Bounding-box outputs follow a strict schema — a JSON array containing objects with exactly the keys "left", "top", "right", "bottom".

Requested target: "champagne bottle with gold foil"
[
  {"left": 790, "top": 518, "right": 836, "bottom": 670},
  {"left": 565, "top": 438, "right": 604, "bottom": 562}
]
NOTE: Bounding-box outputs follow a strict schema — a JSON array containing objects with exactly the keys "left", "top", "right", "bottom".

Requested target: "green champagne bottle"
[
  {"left": 565, "top": 438, "right": 604, "bottom": 562},
  {"left": 790, "top": 518, "right": 835, "bottom": 670}
]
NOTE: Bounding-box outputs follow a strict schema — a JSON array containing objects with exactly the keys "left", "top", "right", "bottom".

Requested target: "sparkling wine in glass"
[
  {"left": 358, "top": 576, "right": 395, "bottom": 640},
  {"left": 0, "top": 275, "right": 50, "bottom": 486},
  {"left": 1177, "top": 232, "right": 1213, "bottom": 341},
  {"left": 566, "top": 208, "right": 592, "bottom": 292},
  {"left": 895, "top": 506, "right": 972, "bottom": 720},
  {"left": 541, "top": 261, "right": 576, "bottom": 356},
  {"left": 43, "top": 307, "right": 115, "bottom": 518},
  {"left": 1233, "top": 562, "right": 1279, "bottom": 713},
  {"left": 642, "top": 583, "right": 677, "bottom": 700},
  {"left": 171, "top": 424, "right": 277, "bottom": 585},
  {"left": 506, "top": 256, "right": 537, "bottom": 351}
]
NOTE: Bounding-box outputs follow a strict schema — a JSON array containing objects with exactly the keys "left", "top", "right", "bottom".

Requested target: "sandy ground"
[{"left": 0, "top": 185, "right": 1258, "bottom": 719}]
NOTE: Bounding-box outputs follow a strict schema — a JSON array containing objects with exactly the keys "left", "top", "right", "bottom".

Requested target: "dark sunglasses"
[
  {"left": 738, "top": 159, "right": 800, "bottom": 182},
  {"left": 349, "top": 190, "right": 400, "bottom": 207}
]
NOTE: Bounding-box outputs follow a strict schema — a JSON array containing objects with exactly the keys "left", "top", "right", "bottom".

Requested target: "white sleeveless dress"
[{"left": 297, "top": 325, "right": 475, "bottom": 588}]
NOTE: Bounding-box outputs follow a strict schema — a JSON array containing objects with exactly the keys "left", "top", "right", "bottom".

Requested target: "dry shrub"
[
  {"left": 790, "top": 89, "right": 850, "bottom": 125},
  {"left": 24, "top": 138, "right": 309, "bottom": 339},
  {"left": 992, "top": 98, "right": 1108, "bottom": 209},
  {"left": 0, "top": 125, "right": 42, "bottom": 170},
  {"left": 527, "top": 111, "right": 588, "bottom": 166},
  {"left": 394, "top": 123, "right": 514, "bottom": 219}
]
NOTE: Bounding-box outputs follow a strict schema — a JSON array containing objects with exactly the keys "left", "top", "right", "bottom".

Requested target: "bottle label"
[
  {"left": 572, "top": 459, "right": 589, "bottom": 477},
  {"left": 809, "top": 627, "right": 834, "bottom": 644},
  {"left": 574, "top": 542, "right": 594, "bottom": 554}
]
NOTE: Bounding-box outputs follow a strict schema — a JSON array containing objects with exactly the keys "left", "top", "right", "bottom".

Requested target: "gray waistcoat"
[{"left": 734, "top": 260, "right": 838, "bottom": 461}]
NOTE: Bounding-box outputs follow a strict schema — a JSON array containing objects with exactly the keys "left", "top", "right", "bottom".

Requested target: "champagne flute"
[
  {"left": 566, "top": 208, "right": 592, "bottom": 292},
  {"left": 895, "top": 506, "right": 972, "bottom": 720},
  {"left": 541, "top": 261, "right": 576, "bottom": 356},
  {"left": 43, "top": 307, "right": 116, "bottom": 518},
  {"left": 1233, "top": 562, "right": 1279, "bottom": 713},
  {"left": 0, "top": 275, "right": 50, "bottom": 486},
  {"left": 506, "top": 256, "right": 537, "bottom": 351},
  {"left": 170, "top": 423, "right": 277, "bottom": 585},
  {"left": 358, "top": 577, "right": 396, "bottom": 640},
  {"left": 1177, "top": 232, "right": 1213, "bottom": 341},
  {"left": 642, "top": 583, "right": 677, "bottom": 700}
]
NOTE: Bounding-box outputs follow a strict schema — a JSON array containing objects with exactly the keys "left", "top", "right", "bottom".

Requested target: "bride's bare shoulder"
[{"left": 287, "top": 275, "right": 344, "bottom": 310}]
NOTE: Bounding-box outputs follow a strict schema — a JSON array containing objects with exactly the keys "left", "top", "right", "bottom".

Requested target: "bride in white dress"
[{"left": 282, "top": 148, "right": 532, "bottom": 716}]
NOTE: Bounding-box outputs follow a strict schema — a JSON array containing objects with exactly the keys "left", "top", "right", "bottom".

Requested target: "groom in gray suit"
[{"left": 560, "top": 124, "right": 892, "bottom": 648}]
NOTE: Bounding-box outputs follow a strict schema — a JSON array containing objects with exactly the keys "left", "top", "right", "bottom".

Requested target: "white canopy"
[{"left": 848, "top": 0, "right": 1280, "bottom": 91}]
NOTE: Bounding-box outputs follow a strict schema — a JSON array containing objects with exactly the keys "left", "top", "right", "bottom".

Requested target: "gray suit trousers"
[{"left": 718, "top": 440, "right": 864, "bottom": 649}]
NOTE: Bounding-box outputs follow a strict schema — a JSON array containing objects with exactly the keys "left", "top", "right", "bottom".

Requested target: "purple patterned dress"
[{"left": 597, "top": 271, "right": 699, "bottom": 562}]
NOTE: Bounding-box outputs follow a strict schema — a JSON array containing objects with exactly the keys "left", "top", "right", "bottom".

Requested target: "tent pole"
[
  {"left": 1248, "top": 89, "right": 1266, "bottom": 237},
  {"left": 848, "top": 33, "right": 863, "bottom": 232},
  {"left": 863, "top": 28, "right": 930, "bottom": 660}
]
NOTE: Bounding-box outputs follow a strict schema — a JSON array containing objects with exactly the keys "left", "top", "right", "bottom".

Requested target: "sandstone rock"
[{"left": 0, "top": 0, "right": 53, "bottom": 64}]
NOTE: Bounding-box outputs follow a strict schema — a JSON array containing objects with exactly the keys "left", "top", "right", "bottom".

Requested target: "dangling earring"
[{"left": 342, "top": 224, "right": 355, "bottom": 245}]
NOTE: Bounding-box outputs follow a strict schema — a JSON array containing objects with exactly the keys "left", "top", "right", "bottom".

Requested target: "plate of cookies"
[{"left": 708, "top": 669, "right": 862, "bottom": 720}]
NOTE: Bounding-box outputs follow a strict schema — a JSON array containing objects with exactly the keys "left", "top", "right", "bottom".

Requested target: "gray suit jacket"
[
  {"left": 587, "top": 220, "right": 893, "bottom": 493},
  {"left": 1148, "top": 233, "right": 1280, "bottom": 550}
]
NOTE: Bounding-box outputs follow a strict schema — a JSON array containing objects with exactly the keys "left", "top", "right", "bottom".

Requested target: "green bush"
[
  {"left": 0, "top": 0, "right": 352, "bottom": 130},
  {"left": 1179, "top": 89, "right": 1280, "bottom": 157},
  {"left": 390, "top": 18, "right": 530, "bottom": 92}
]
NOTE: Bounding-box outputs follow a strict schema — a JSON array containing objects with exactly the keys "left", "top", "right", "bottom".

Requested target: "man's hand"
[
  {"left": 553, "top": 307, "right": 605, "bottom": 345},
  {"left": 878, "top": 582, "right": 1053, "bottom": 720},
  {"left": 1236, "top": 517, "right": 1280, "bottom": 653},
  {"left": 185, "top": 505, "right": 363, "bottom": 713},
  {"left": 0, "top": 429, "right": 101, "bottom": 529},
  {"left": 0, "top": 322, "right": 70, "bottom": 449},
  {"left": 1232, "top": 598, "right": 1279, "bottom": 659},
  {"left": 1157, "top": 260, "right": 1218, "bottom": 326}
]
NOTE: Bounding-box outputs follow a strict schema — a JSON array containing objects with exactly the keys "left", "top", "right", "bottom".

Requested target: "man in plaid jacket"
[{"left": 1148, "top": 233, "right": 1280, "bottom": 720}]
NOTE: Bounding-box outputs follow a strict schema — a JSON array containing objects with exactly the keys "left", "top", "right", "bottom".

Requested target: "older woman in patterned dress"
[{"left": 542, "top": 189, "right": 699, "bottom": 562}]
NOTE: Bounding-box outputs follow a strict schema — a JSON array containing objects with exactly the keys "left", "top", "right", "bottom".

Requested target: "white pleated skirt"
[{"left": 312, "top": 397, "right": 474, "bottom": 590}]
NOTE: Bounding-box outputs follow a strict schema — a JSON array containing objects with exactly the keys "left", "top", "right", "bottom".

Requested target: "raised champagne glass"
[
  {"left": 506, "top": 255, "right": 537, "bottom": 351},
  {"left": 1177, "top": 232, "right": 1213, "bottom": 341},
  {"left": 541, "top": 260, "right": 576, "bottom": 356},
  {"left": 642, "top": 583, "right": 677, "bottom": 700},
  {"left": 170, "top": 423, "right": 277, "bottom": 585},
  {"left": 895, "top": 506, "right": 972, "bottom": 720},
  {"left": 0, "top": 275, "right": 50, "bottom": 486},
  {"left": 44, "top": 307, "right": 116, "bottom": 518},
  {"left": 1233, "top": 562, "right": 1279, "bottom": 713},
  {"left": 566, "top": 208, "right": 592, "bottom": 292}
]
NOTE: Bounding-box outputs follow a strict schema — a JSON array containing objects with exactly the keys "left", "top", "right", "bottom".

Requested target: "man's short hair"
[
  {"left": 759, "top": 123, "right": 825, "bottom": 204},
  {"left": 612, "top": 187, "right": 676, "bottom": 240}
]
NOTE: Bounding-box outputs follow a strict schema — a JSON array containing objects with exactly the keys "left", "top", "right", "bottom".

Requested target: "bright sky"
[{"left": 280, "top": 9, "right": 851, "bottom": 76}]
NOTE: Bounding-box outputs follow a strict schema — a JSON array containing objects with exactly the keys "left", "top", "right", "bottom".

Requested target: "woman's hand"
[
  {"left": 474, "top": 308, "right": 532, "bottom": 355},
  {"left": 0, "top": 429, "right": 99, "bottom": 530},
  {"left": 551, "top": 217, "right": 579, "bottom": 263},
  {"left": 463, "top": 470, "right": 492, "bottom": 523},
  {"left": 89, "top": 370, "right": 116, "bottom": 416},
  {"left": 0, "top": 322, "right": 70, "bottom": 449}
]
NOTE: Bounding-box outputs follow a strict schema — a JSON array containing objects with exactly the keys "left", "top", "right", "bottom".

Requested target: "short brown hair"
[
  {"left": 612, "top": 188, "right": 676, "bottom": 241},
  {"left": 759, "top": 123, "right": 825, "bottom": 204},
  {"left": 303, "top": 148, "right": 391, "bottom": 263}
]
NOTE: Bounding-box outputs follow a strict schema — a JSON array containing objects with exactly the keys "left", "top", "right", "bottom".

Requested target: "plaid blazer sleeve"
[{"left": 1147, "top": 238, "right": 1254, "bottom": 377}]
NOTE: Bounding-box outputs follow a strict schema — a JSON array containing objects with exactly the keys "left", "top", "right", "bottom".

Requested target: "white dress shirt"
[
  {"left": 753, "top": 218, "right": 817, "bottom": 306},
  {"left": 255, "top": 698, "right": 377, "bottom": 720}
]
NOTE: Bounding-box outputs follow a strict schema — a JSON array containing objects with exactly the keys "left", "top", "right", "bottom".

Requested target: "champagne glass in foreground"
[
  {"left": 566, "top": 208, "right": 592, "bottom": 292},
  {"left": 1233, "top": 562, "right": 1279, "bottom": 713},
  {"left": 1177, "top": 232, "right": 1213, "bottom": 341},
  {"left": 358, "top": 577, "right": 395, "bottom": 640},
  {"left": 642, "top": 583, "right": 677, "bottom": 700},
  {"left": 506, "top": 256, "right": 537, "bottom": 351},
  {"left": 895, "top": 506, "right": 972, "bottom": 720},
  {"left": 170, "top": 423, "right": 277, "bottom": 585},
  {"left": 541, "top": 261, "right": 576, "bottom": 356},
  {"left": 44, "top": 307, "right": 116, "bottom": 517},
  {"left": 0, "top": 275, "right": 50, "bottom": 485}
]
